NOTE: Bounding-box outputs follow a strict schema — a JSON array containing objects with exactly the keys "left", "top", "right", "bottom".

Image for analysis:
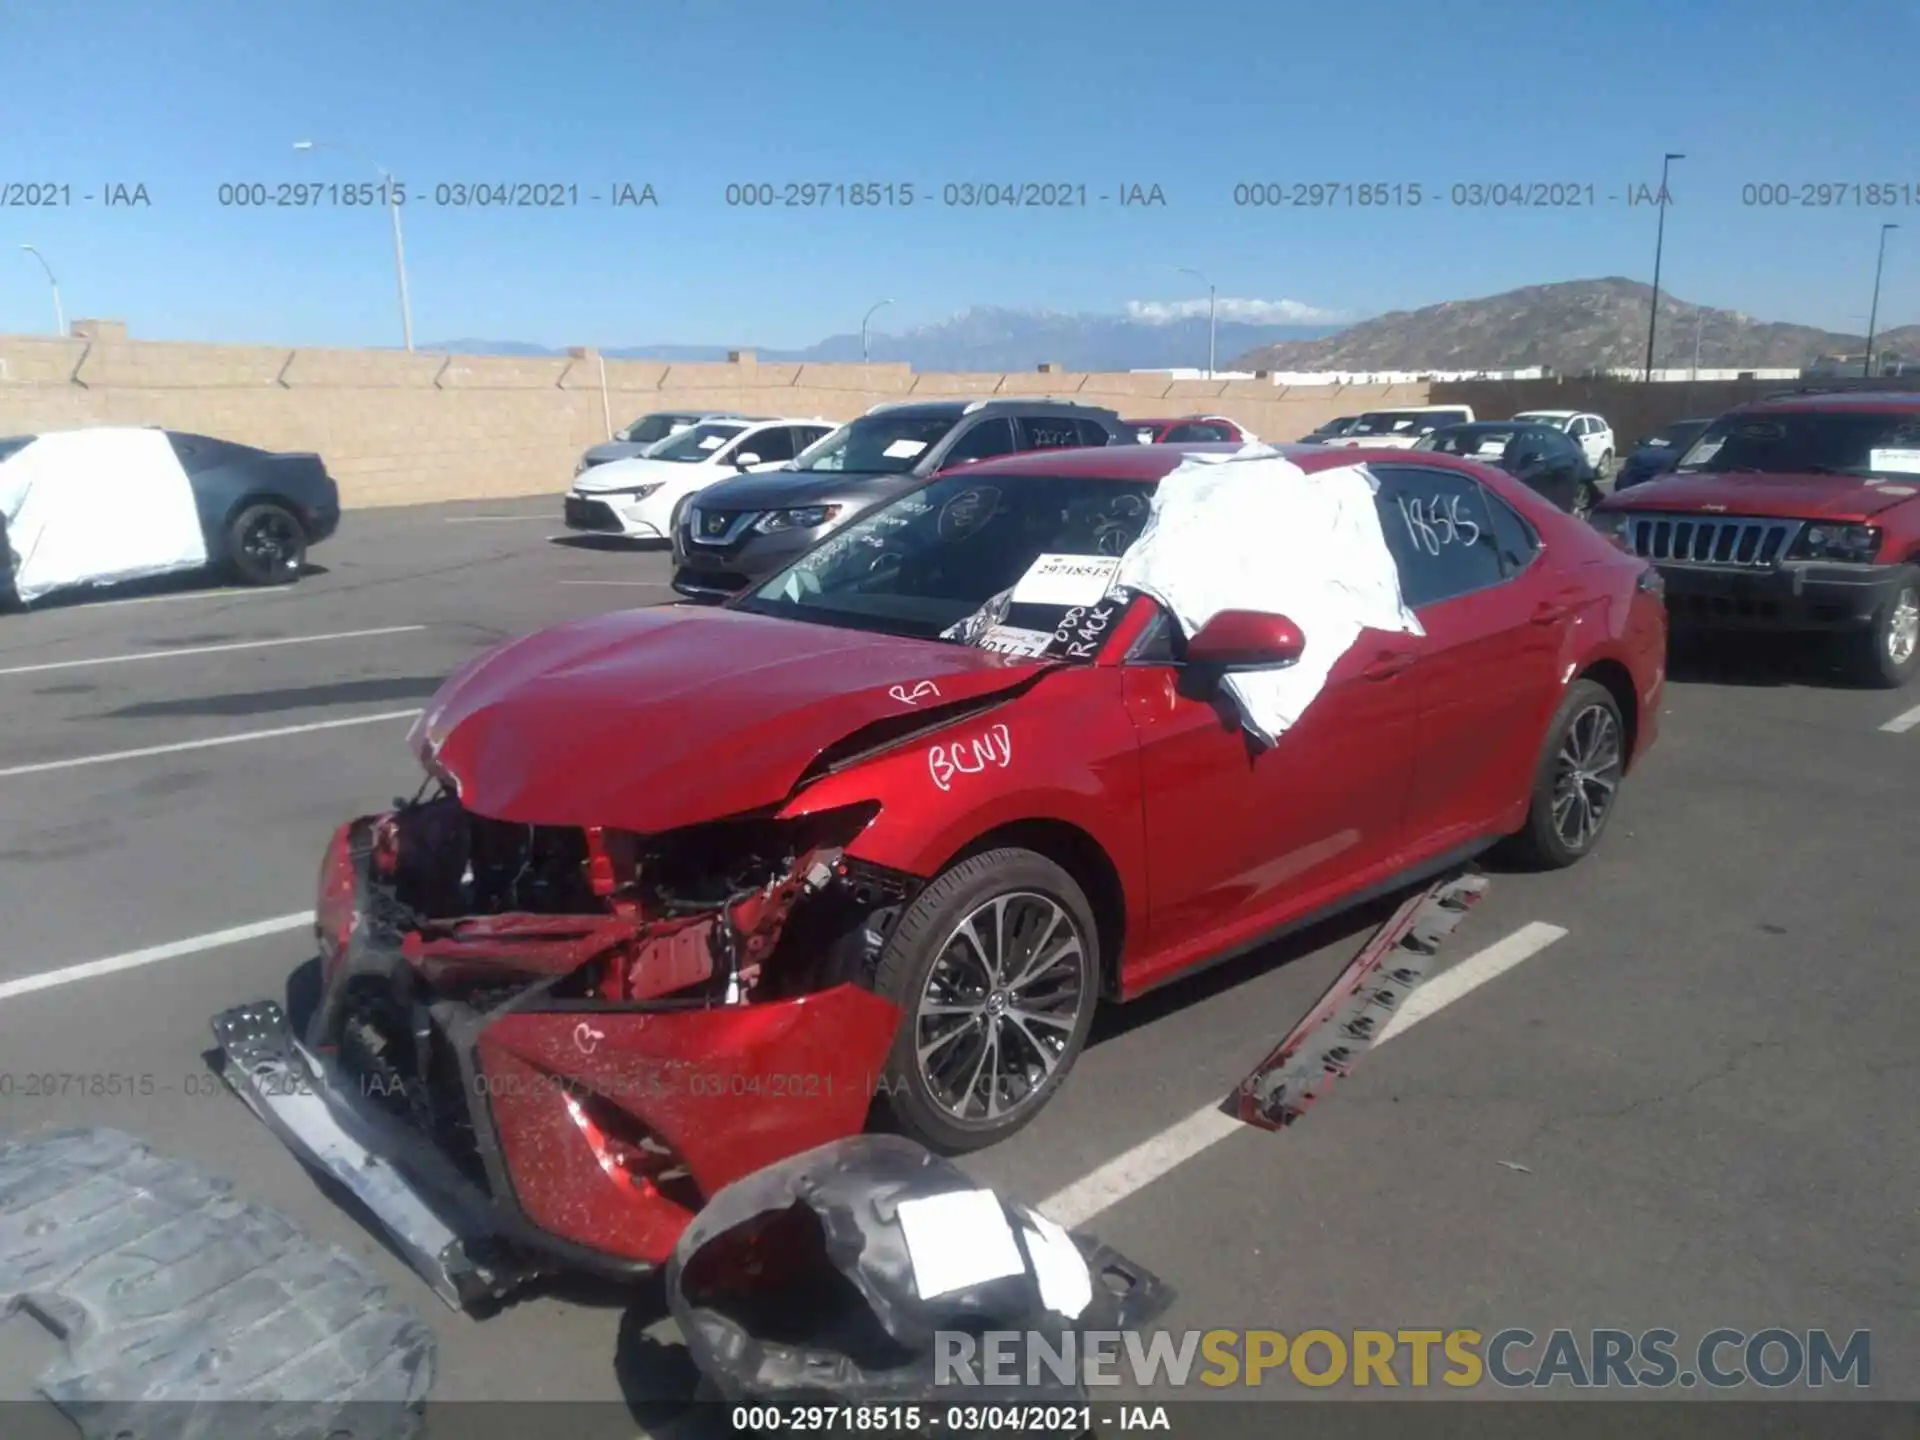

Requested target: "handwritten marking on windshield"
[
  {"left": 1397, "top": 494, "right": 1481, "bottom": 557},
  {"left": 1053, "top": 598, "right": 1122, "bottom": 659},
  {"left": 888, "top": 680, "right": 941, "bottom": 706},
  {"left": 929, "top": 723, "right": 1013, "bottom": 792}
]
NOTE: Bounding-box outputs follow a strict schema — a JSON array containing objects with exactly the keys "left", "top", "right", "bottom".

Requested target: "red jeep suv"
[{"left": 1589, "top": 391, "right": 1920, "bottom": 687}]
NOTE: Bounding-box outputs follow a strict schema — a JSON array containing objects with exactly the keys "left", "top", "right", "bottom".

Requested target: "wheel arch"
[
  {"left": 937, "top": 818, "right": 1129, "bottom": 1001},
  {"left": 1574, "top": 657, "right": 1640, "bottom": 765},
  {"left": 222, "top": 490, "right": 310, "bottom": 544}
]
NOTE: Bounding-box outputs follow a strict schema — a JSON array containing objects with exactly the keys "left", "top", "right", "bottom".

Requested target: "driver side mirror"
[
  {"left": 733, "top": 452, "right": 762, "bottom": 470},
  {"left": 1186, "top": 610, "right": 1305, "bottom": 672}
]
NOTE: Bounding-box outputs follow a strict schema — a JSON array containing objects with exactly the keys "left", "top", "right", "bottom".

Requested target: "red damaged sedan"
[{"left": 214, "top": 442, "right": 1664, "bottom": 1308}]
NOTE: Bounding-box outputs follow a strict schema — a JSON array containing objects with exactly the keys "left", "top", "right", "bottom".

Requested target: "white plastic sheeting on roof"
[
  {"left": 1113, "top": 444, "right": 1422, "bottom": 746},
  {"left": 0, "top": 428, "right": 208, "bottom": 604}
]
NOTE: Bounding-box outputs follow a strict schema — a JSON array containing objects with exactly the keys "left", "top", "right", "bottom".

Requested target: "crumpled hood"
[
  {"left": 413, "top": 605, "right": 1052, "bottom": 831},
  {"left": 1599, "top": 470, "right": 1920, "bottom": 520}
]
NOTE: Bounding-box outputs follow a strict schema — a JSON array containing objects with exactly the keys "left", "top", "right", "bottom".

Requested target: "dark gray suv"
[{"left": 670, "top": 399, "right": 1125, "bottom": 599}]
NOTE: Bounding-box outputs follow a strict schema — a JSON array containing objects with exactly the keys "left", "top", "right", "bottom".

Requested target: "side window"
[
  {"left": 1072, "top": 417, "right": 1116, "bottom": 447},
  {"left": 1371, "top": 466, "right": 1508, "bottom": 608},
  {"left": 1018, "top": 416, "right": 1084, "bottom": 451},
  {"left": 1479, "top": 485, "right": 1542, "bottom": 577},
  {"left": 744, "top": 427, "right": 797, "bottom": 463},
  {"left": 1123, "top": 598, "right": 1182, "bottom": 664},
  {"left": 942, "top": 416, "right": 1018, "bottom": 464}
]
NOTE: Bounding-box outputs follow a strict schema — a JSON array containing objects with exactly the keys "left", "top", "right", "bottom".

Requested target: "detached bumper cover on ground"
[
  {"left": 0, "top": 1127, "right": 433, "bottom": 1440},
  {"left": 666, "top": 1134, "right": 1172, "bottom": 1408}
]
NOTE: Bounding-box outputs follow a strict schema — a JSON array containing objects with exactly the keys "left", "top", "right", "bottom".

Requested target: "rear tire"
[
  {"left": 1841, "top": 566, "right": 1920, "bottom": 689},
  {"left": 227, "top": 501, "right": 307, "bottom": 586},
  {"left": 1502, "top": 679, "right": 1627, "bottom": 870},
  {"left": 870, "top": 848, "right": 1099, "bottom": 1153}
]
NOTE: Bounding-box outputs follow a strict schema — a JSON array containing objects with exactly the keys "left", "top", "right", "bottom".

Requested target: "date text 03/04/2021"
[
  {"left": 721, "top": 182, "right": 1167, "bottom": 208},
  {"left": 211, "top": 181, "right": 659, "bottom": 208},
  {"left": 729, "top": 1403, "right": 1168, "bottom": 1434}
]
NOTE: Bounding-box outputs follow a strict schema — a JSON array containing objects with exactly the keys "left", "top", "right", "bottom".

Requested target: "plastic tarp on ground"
[
  {"left": 1112, "top": 444, "right": 1422, "bottom": 746},
  {"left": 0, "top": 427, "right": 208, "bottom": 605}
]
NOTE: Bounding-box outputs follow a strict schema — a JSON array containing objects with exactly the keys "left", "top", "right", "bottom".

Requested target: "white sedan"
[
  {"left": 1511, "top": 410, "right": 1615, "bottom": 474},
  {"left": 563, "top": 417, "right": 834, "bottom": 540}
]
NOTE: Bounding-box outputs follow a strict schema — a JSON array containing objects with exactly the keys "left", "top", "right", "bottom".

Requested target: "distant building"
[
  {"left": 1802, "top": 353, "right": 1911, "bottom": 378},
  {"left": 1596, "top": 366, "right": 1801, "bottom": 382},
  {"left": 1128, "top": 368, "right": 1259, "bottom": 379},
  {"left": 1255, "top": 366, "right": 1550, "bottom": 385}
]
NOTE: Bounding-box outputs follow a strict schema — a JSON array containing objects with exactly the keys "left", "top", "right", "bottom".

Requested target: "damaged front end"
[{"left": 213, "top": 787, "right": 919, "bottom": 1311}]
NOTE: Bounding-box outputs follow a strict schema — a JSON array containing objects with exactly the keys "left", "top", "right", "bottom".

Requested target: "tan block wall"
[{"left": 0, "top": 328, "right": 1433, "bottom": 508}]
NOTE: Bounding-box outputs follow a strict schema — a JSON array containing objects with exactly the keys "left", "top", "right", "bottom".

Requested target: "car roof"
[
  {"left": 1513, "top": 408, "right": 1578, "bottom": 418},
  {"left": 864, "top": 399, "right": 1120, "bottom": 420},
  {"left": 938, "top": 441, "right": 1445, "bottom": 483},
  {"left": 1738, "top": 389, "right": 1920, "bottom": 414},
  {"left": 1121, "top": 414, "right": 1235, "bottom": 426},
  {"left": 1436, "top": 420, "right": 1549, "bottom": 432},
  {"left": 1358, "top": 404, "right": 1469, "bottom": 414}
]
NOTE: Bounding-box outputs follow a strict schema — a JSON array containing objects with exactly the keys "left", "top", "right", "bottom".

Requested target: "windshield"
[
  {"left": 1350, "top": 410, "right": 1457, "bottom": 437},
  {"left": 648, "top": 422, "right": 747, "bottom": 462},
  {"left": 793, "top": 413, "right": 960, "bottom": 474},
  {"left": 619, "top": 413, "right": 699, "bottom": 445},
  {"left": 1418, "top": 427, "right": 1521, "bottom": 457},
  {"left": 1675, "top": 410, "right": 1920, "bottom": 478},
  {"left": 1648, "top": 420, "right": 1711, "bottom": 449},
  {"left": 737, "top": 470, "right": 1156, "bottom": 649},
  {"left": 0, "top": 436, "right": 33, "bottom": 464}
]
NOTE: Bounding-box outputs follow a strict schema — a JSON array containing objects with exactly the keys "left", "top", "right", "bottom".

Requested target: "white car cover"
[
  {"left": 0, "top": 428, "right": 208, "bottom": 604},
  {"left": 1111, "top": 445, "right": 1423, "bottom": 746}
]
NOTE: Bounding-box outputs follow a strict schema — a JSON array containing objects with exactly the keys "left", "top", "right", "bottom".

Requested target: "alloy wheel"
[
  {"left": 244, "top": 510, "right": 300, "bottom": 571},
  {"left": 913, "top": 891, "right": 1090, "bottom": 1125},
  {"left": 1887, "top": 586, "right": 1918, "bottom": 667},
  {"left": 1550, "top": 703, "right": 1623, "bottom": 851}
]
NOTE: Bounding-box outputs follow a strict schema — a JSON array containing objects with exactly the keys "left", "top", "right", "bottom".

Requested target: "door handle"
[
  {"left": 1530, "top": 600, "right": 1571, "bottom": 625},
  {"left": 1362, "top": 649, "right": 1416, "bottom": 680}
]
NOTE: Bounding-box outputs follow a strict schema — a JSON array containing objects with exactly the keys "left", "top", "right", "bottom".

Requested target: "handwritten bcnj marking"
[
  {"left": 889, "top": 680, "right": 941, "bottom": 706},
  {"left": 929, "top": 723, "right": 1013, "bottom": 792}
]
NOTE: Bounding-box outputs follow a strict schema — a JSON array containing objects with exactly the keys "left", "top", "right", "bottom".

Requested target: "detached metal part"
[
  {"left": 211, "top": 1000, "right": 524, "bottom": 1312},
  {"left": 666, "top": 1134, "right": 1173, "bottom": 1411},
  {"left": 1236, "top": 870, "right": 1489, "bottom": 1130},
  {"left": 0, "top": 1127, "right": 433, "bottom": 1440}
]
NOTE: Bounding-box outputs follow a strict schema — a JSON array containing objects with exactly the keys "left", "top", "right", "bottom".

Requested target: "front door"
[{"left": 1120, "top": 601, "right": 1420, "bottom": 988}]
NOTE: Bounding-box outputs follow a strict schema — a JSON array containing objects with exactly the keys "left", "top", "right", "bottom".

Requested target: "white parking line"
[
  {"left": 1037, "top": 921, "right": 1569, "bottom": 1229},
  {"left": 1880, "top": 702, "right": 1920, "bottom": 734},
  {"left": 0, "top": 912, "right": 317, "bottom": 1003},
  {"left": 0, "top": 709, "right": 424, "bottom": 779},
  {"left": 39, "top": 587, "right": 274, "bottom": 611},
  {"left": 0, "top": 625, "right": 426, "bottom": 678}
]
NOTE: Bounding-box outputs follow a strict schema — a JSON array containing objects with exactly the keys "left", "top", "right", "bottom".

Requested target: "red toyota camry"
[{"left": 215, "top": 441, "right": 1665, "bottom": 1307}]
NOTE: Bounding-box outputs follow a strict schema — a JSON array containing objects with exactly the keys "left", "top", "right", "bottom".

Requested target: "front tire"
[
  {"left": 1842, "top": 566, "right": 1920, "bottom": 689},
  {"left": 227, "top": 501, "right": 307, "bottom": 586},
  {"left": 870, "top": 848, "right": 1099, "bottom": 1153},
  {"left": 1502, "top": 679, "right": 1627, "bottom": 870}
]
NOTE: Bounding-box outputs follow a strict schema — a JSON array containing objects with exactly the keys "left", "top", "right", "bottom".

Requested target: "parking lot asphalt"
[{"left": 1, "top": 496, "right": 1916, "bottom": 1420}]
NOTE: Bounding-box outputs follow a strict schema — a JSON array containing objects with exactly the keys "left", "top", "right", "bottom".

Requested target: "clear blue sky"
[{"left": 4, "top": 0, "right": 1916, "bottom": 348}]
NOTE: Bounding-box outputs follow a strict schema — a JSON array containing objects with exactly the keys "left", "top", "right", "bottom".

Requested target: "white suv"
[
  {"left": 563, "top": 416, "right": 835, "bottom": 540},
  {"left": 1512, "top": 410, "right": 1615, "bottom": 475}
]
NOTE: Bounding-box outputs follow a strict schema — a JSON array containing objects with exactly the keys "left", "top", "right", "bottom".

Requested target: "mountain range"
[
  {"left": 1229, "top": 278, "right": 1920, "bottom": 374},
  {"left": 427, "top": 281, "right": 1919, "bottom": 376},
  {"left": 425, "top": 305, "right": 1338, "bottom": 372}
]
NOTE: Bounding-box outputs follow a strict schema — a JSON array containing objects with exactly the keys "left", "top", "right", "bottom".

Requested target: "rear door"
[{"left": 1371, "top": 464, "right": 1578, "bottom": 853}]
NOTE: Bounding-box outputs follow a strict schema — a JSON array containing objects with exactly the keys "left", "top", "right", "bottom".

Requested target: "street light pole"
[
  {"left": 294, "top": 139, "right": 414, "bottom": 351},
  {"left": 1864, "top": 223, "right": 1898, "bottom": 379},
  {"left": 19, "top": 245, "right": 63, "bottom": 337},
  {"left": 1177, "top": 267, "right": 1216, "bottom": 378},
  {"left": 861, "top": 298, "right": 894, "bottom": 362},
  {"left": 1644, "top": 152, "right": 1685, "bottom": 383}
]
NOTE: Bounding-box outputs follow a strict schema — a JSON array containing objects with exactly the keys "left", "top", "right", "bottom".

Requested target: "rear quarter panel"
[{"left": 189, "top": 452, "right": 338, "bottom": 556}]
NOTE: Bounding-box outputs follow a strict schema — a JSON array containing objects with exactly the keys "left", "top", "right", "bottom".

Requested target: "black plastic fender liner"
[
  {"left": 665, "top": 1134, "right": 1172, "bottom": 1409},
  {"left": 0, "top": 1128, "right": 435, "bottom": 1440}
]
